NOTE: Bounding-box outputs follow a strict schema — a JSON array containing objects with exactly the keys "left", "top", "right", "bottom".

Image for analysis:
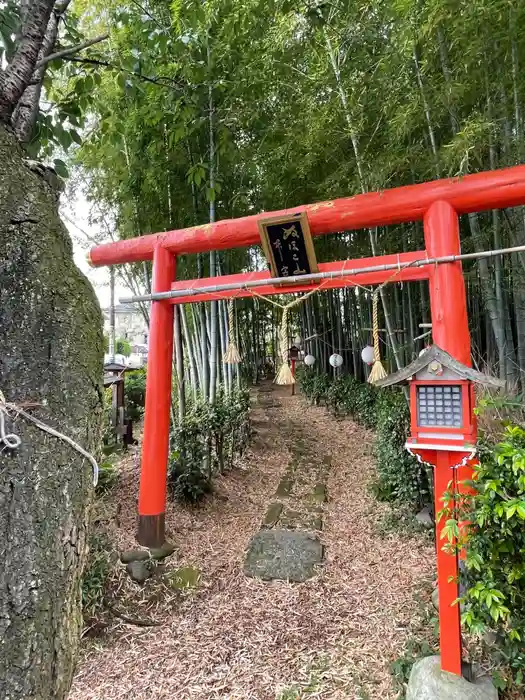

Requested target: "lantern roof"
[
  {"left": 103, "top": 361, "right": 129, "bottom": 373},
  {"left": 375, "top": 345, "right": 505, "bottom": 389}
]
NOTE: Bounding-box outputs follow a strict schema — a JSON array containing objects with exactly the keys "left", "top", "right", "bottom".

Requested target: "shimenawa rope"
[
  {"left": 250, "top": 284, "right": 327, "bottom": 386},
  {"left": 200, "top": 254, "right": 421, "bottom": 385}
]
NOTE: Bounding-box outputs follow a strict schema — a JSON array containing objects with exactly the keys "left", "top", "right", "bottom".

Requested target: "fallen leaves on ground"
[{"left": 71, "top": 385, "right": 435, "bottom": 700}]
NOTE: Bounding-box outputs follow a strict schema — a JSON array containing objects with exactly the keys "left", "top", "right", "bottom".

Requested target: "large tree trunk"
[
  {"left": 0, "top": 125, "right": 103, "bottom": 699},
  {"left": 0, "top": 0, "right": 55, "bottom": 122}
]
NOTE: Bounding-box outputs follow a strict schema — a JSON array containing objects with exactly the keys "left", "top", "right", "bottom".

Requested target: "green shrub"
[
  {"left": 458, "top": 423, "right": 525, "bottom": 689},
  {"left": 298, "top": 368, "right": 331, "bottom": 406},
  {"left": 168, "top": 388, "right": 251, "bottom": 503},
  {"left": 104, "top": 334, "right": 132, "bottom": 356},
  {"left": 327, "top": 374, "right": 377, "bottom": 428},
  {"left": 96, "top": 458, "right": 119, "bottom": 494},
  {"left": 169, "top": 401, "right": 212, "bottom": 503},
  {"left": 125, "top": 368, "right": 146, "bottom": 421},
  {"left": 374, "top": 389, "right": 430, "bottom": 507}
]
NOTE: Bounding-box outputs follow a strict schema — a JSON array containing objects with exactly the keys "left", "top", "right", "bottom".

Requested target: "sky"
[{"left": 62, "top": 190, "right": 129, "bottom": 310}]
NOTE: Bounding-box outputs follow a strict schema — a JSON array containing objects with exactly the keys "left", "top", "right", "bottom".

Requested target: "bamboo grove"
[{"left": 47, "top": 0, "right": 525, "bottom": 394}]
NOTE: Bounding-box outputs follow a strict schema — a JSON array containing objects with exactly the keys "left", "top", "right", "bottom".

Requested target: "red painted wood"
[
  {"left": 137, "top": 245, "right": 175, "bottom": 542},
  {"left": 410, "top": 384, "right": 418, "bottom": 436},
  {"left": 168, "top": 252, "right": 429, "bottom": 304},
  {"left": 434, "top": 450, "right": 463, "bottom": 676},
  {"left": 422, "top": 202, "right": 473, "bottom": 674},
  {"left": 89, "top": 165, "right": 525, "bottom": 265},
  {"left": 424, "top": 202, "right": 475, "bottom": 581},
  {"left": 424, "top": 201, "right": 471, "bottom": 366}
]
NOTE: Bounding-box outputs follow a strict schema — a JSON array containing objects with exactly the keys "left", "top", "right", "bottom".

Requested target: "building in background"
[{"left": 102, "top": 303, "right": 149, "bottom": 353}]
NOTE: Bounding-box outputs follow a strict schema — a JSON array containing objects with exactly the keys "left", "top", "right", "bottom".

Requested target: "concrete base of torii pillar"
[{"left": 406, "top": 656, "right": 498, "bottom": 700}]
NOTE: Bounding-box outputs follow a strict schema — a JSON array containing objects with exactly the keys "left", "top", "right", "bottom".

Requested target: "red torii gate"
[{"left": 89, "top": 164, "right": 525, "bottom": 677}]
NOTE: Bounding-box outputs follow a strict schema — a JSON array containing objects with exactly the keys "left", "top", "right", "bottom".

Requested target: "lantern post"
[
  {"left": 376, "top": 346, "right": 504, "bottom": 677},
  {"left": 287, "top": 345, "right": 300, "bottom": 395}
]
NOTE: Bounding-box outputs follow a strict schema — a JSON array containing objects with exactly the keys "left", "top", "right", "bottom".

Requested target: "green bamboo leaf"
[{"left": 53, "top": 159, "right": 69, "bottom": 178}]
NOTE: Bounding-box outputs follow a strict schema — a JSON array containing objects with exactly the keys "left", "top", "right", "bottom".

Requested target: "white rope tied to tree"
[
  {"left": 0, "top": 395, "right": 21, "bottom": 449},
  {"left": 223, "top": 299, "right": 241, "bottom": 364},
  {"left": 0, "top": 390, "right": 99, "bottom": 486}
]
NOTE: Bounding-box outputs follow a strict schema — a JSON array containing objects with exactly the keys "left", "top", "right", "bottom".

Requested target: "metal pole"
[
  {"left": 120, "top": 244, "right": 525, "bottom": 305},
  {"left": 109, "top": 266, "right": 116, "bottom": 360}
]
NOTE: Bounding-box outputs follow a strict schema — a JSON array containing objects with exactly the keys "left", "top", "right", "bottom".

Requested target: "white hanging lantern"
[
  {"left": 329, "top": 353, "right": 343, "bottom": 368},
  {"left": 294, "top": 335, "right": 303, "bottom": 348},
  {"left": 304, "top": 354, "right": 316, "bottom": 366},
  {"left": 361, "top": 345, "right": 375, "bottom": 365}
]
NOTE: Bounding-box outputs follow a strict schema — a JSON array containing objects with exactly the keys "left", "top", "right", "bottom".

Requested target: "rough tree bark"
[
  {"left": 0, "top": 0, "right": 55, "bottom": 121},
  {"left": 0, "top": 125, "right": 103, "bottom": 699},
  {"left": 12, "top": 1, "right": 70, "bottom": 143}
]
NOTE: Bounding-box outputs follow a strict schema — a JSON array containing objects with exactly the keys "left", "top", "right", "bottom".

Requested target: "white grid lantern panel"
[{"left": 417, "top": 385, "right": 463, "bottom": 428}]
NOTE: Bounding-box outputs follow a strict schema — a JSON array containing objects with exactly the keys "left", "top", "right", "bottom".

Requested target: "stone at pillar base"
[{"left": 407, "top": 656, "right": 498, "bottom": 700}]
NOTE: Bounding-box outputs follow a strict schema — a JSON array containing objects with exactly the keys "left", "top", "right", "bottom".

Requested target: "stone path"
[
  {"left": 71, "top": 381, "right": 436, "bottom": 700},
  {"left": 244, "top": 384, "right": 331, "bottom": 582}
]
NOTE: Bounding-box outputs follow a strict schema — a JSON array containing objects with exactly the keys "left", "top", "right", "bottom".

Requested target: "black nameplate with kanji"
[{"left": 258, "top": 212, "right": 318, "bottom": 280}]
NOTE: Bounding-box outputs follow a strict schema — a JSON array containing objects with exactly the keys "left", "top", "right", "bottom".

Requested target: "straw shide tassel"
[
  {"left": 274, "top": 307, "right": 295, "bottom": 385},
  {"left": 223, "top": 299, "right": 241, "bottom": 364},
  {"left": 368, "top": 289, "right": 388, "bottom": 384}
]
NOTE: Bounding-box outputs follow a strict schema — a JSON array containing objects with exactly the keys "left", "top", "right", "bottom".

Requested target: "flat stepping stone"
[
  {"left": 276, "top": 475, "right": 293, "bottom": 497},
  {"left": 251, "top": 418, "right": 271, "bottom": 427},
  {"left": 310, "top": 483, "right": 328, "bottom": 504},
  {"left": 263, "top": 501, "right": 283, "bottom": 528},
  {"left": 244, "top": 529, "right": 323, "bottom": 582}
]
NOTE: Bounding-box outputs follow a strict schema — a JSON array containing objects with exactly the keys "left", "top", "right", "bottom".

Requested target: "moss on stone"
[
  {"left": 169, "top": 566, "right": 201, "bottom": 590},
  {"left": 311, "top": 484, "right": 328, "bottom": 503},
  {"left": 263, "top": 502, "right": 283, "bottom": 527},
  {"left": 276, "top": 475, "right": 293, "bottom": 497}
]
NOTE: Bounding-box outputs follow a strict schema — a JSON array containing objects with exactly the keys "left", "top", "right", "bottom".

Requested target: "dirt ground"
[{"left": 70, "top": 384, "right": 435, "bottom": 700}]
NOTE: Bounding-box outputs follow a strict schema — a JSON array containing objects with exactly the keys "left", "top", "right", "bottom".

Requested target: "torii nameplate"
[{"left": 258, "top": 212, "right": 319, "bottom": 281}]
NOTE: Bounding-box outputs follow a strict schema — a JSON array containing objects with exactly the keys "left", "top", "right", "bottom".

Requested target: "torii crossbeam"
[{"left": 90, "top": 164, "right": 525, "bottom": 678}]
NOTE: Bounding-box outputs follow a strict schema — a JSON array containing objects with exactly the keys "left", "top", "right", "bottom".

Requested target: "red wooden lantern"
[
  {"left": 408, "top": 359, "right": 477, "bottom": 452},
  {"left": 378, "top": 346, "right": 502, "bottom": 452},
  {"left": 377, "top": 345, "right": 504, "bottom": 678},
  {"left": 287, "top": 345, "right": 300, "bottom": 361},
  {"left": 286, "top": 345, "right": 301, "bottom": 395}
]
